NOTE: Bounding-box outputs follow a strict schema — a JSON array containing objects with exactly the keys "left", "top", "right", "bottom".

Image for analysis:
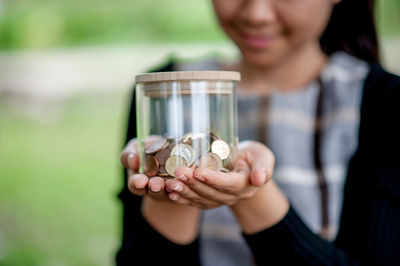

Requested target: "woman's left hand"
[{"left": 165, "top": 140, "right": 275, "bottom": 209}]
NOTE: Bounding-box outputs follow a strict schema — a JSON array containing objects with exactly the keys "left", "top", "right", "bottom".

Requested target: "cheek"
[
  {"left": 212, "top": 0, "right": 242, "bottom": 26},
  {"left": 280, "top": 1, "right": 333, "bottom": 41}
]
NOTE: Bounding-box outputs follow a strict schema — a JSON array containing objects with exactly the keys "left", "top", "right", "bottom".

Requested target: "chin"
[{"left": 241, "top": 50, "right": 281, "bottom": 68}]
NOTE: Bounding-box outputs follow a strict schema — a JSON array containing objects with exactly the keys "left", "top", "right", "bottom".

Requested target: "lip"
[{"left": 239, "top": 32, "right": 277, "bottom": 49}]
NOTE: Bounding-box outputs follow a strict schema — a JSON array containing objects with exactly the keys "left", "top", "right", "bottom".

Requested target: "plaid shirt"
[{"left": 176, "top": 52, "right": 370, "bottom": 266}]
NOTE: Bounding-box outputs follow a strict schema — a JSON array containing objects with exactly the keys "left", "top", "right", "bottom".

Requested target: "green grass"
[{"left": 0, "top": 91, "right": 131, "bottom": 265}]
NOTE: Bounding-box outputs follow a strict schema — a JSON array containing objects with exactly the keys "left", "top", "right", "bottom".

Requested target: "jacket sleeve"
[
  {"left": 243, "top": 65, "right": 400, "bottom": 266},
  {"left": 115, "top": 62, "right": 201, "bottom": 266}
]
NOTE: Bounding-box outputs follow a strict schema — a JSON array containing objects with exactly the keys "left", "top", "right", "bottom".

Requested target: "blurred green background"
[
  {"left": 0, "top": 0, "right": 224, "bottom": 50},
  {"left": 0, "top": 0, "right": 399, "bottom": 50},
  {"left": 0, "top": 0, "right": 399, "bottom": 265}
]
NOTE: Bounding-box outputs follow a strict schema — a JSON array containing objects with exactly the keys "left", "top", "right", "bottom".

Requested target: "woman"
[{"left": 116, "top": 0, "right": 400, "bottom": 265}]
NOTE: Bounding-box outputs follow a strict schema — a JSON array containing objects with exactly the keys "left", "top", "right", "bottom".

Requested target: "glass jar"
[{"left": 135, "top": 71, "right": 240, "bottom": 178}]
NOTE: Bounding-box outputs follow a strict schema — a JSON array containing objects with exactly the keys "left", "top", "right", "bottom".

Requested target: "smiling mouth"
[{"left": 239, "top": 32, "right": 277, "bottom": 49}]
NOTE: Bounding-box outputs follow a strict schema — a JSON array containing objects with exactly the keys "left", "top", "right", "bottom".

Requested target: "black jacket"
[{"left": 116, "top": 62, "right": 400, "bottom": 266}]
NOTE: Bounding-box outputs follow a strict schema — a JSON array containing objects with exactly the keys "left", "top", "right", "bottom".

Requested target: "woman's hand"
[
  {"left": 121, "top": 137, "right": 201, "bottom": 244},
  {"left": 120, "top": 136, "right": 169, "bottom": 201},
  {"left": 165, "top": 140, "right": 275, "bottom": 209}
]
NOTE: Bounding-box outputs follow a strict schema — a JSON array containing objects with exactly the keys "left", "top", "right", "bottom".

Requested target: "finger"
[
  {"left": 165, "top": 178, "right": 221, "bottom": 206},
  {"left": 121, "top": 136, "right": 165, "bottom": 170},
  {"left": 128, "top": 173, "right": 149, "bottom": 196},
  {"left": 192, "top": 167, "right": 250, "bottom": 194},
  {"left": 121, "top": 139, "right": 140, "bottom": 170},
  {"left": 168, "top": 193, "right": 189, "bottom": 204},
  {"left": 250, "top": 166, "right": 269, "bottom": 187},
  {"left": 238, "top": 141, "right": 275, "bottom": 186},
  {"left": 148, "top": 176, "right": 165, "bottom": 192},
  {"left": 126, "top": 153, "right": 140, "bottom": 171},
  {"left": 168, "top": 192, "right": 218, "bottom": 209},
  {"left": 174, "top": 171, "right": 238, "bottom": 204},
  {"left": 147, "top": 176, "right": 167, "bottom": 200},
  {"left": 174, "top": 166, "right": 194, "bottom": 182},
  {"left": 120, "top": 150, "right": 138, "bottom": 169}
]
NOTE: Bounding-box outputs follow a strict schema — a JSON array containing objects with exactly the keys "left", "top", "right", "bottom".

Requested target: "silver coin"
[
  {"left": 171, "top": 144, "right": 196, "bottom": 166},
  {"left": 211, "top": 139, "right": 230, "bottom": 160}
]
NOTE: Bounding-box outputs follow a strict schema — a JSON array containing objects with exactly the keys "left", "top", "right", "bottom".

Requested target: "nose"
[{"left": 240, "top": 0, "right": 277, "bottom": 26}]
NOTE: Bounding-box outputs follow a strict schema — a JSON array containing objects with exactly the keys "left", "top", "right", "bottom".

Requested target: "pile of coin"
[{"left": 143, "top": 132, "right": 234, "bottom": 178}]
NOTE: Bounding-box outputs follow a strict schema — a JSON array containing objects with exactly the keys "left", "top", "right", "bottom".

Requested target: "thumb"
[
  {"left": 240, "top": 141, "right": 275, "bottom": 187},
  {"left": 250, "top": 165, "right": 268, "bottom": 187}
]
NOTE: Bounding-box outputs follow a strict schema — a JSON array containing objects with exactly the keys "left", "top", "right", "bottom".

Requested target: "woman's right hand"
[
  {"left": 121, "top": 137, "right": 201, "bottom": 244},
  {"left": 120, "top": 137, "right": 169, "bottom": 201}
]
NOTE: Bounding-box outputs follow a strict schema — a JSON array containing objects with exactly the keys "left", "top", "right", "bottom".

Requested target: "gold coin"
[
  {"left": 145, "top": 137, "right": 168, "bottom": 154},
  {"left": 181, "top": 132, "right": 193, "bottom": 144},
  {"left": 209, "top": 131, "right": 220, "bottom": 141},
  {"left": 211, "top": 139, "right": 230, "bottom": 160},
  {"left": 171, "top": 144, "right": 196, "bottom": 166},
  {"left": 165, "top": 155, "right": 188, "bottom": 177},
  {"left": 198, "top": 152, "right": 222, "bottom": 171},
  {"left": 144, "top": 155, "right": 159, "bottom": 177}
]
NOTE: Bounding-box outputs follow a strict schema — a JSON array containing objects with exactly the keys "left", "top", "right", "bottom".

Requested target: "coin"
[
  {"left": 167, "top": 137, "right": 177, "bottom": 147},
  {"left": 209, "top": 132, "right": 220, "bottom": 141},
  {"left": 155, "top": 147, "right": 171, "bottom": 165},
  {"left": 158, "top": 172, "right": 171, "bottom": 178},
  {"left": 198, "top": 152, "right": 222, "bottom": 171},
  {"left": 211, "top": 139, "right": 231, "bottom": 160},
  {"left": 221, "top": 167, "right": 230, "bottom": 173},
  {"left": 144, "top": 155, "right": 159, "bottom": 177},
  {"left": 191, "top": 133, "right": 210, "bottom": 156},
  {"left": 165, "top": 155, "right": 188, "bottom": 177},
  {"left": 181, "top": 132, "right": 193, "bottom": 144},
  {"left": 159, "top": 165, "right": 167, "bottom": 173},
  {"left": 223, "top": 155, "right": 234, "bottom": 170},
  {"left": 145, "top": 138, "right": 168, "bottom": 154},
  {"left": 171, "top": 144, "right": 196, "bottom": 166}
]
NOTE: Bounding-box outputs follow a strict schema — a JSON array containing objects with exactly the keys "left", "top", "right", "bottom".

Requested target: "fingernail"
[
  {"left": 260, "top": 169, "right": 268, "bottom": 183},
  {"left": 263, "top": 172, "right": 268, "bottom": 182},
  {"left": 172, "top": 183, "right": 183, "bottom": 192},
  {"left": 169, "top": 194, "right": 179, "bottom": 201},
  {"left": 133, "top": 175, "right": 146, "bottom": 189},
  {"left": 177, "top": 175, "right": 187, "bottom": 182},
  {"left": 194, "top": 175, "right": 205, "bottom": 182},
  {"left": 151, "top": 185, "right": 161, "bottom": 192}
]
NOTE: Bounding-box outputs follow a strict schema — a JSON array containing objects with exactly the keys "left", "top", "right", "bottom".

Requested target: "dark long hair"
[{"left": 320, "top": 0, "right": 380, "bottom": 64}]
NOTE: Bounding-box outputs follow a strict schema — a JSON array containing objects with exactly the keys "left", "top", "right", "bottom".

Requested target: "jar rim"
[{"left": 135, "top": 71, "right": 241, "bottom": 83}]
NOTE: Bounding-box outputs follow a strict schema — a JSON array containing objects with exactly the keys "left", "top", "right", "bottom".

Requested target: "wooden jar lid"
[{"left": 135, "top": 71, "right": 241, "bottom": 83}]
